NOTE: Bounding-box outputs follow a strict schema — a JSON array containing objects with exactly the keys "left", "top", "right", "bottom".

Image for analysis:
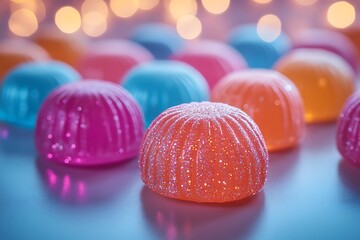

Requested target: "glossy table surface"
[{"left": 1, "top": 122, "right": 360, "bottom": 240}]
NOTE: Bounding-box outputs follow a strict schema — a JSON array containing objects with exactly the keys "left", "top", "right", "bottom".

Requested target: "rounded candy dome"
[
  {"left": 35, "top": 81, "right": 145, "bottom": 166},
  {"left": 212, "top": 70, "right": 305, "bottom": 151},
  {"left": 228, "top": 24, "right": 291, "bottom": 68},
  {"left": 172, "top": 40, "right": 247, "bottom": 89},
  {"left": 275, "top": 49, "right": 355, "bottom": 123},
  {"left": 130, "top": 23, "right": 184, "bottom": 59},
  {"left": 0, "top": 39, "right": 48, "bottom": 82},
  {"left": 140, "top": 102, "right": 268, "bottom": 203},
  {"left": 122, "top": 61, "right": 209, "bottom": 127},
  {"left": 0, "top": 61, "right": 80, "bottom": 128},
  {"left": 78, "top": 40, "right": 153, "bottom": 83},
  {"left": 337, "top": 93, "right": 360, "bottom": 165}
]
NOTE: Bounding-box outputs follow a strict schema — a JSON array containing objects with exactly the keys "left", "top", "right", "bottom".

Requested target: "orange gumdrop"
[
  {"left": 212, "top": 69, "right": 305, "bottom": 151},
  {"left": 0, "top": 39, "right": 48, "bottom": 82},
  {"left": 139, "top": 102, "right": 268, "bottom": 203},
  {"left": 274, "top": 49, "right": 355, "bottom": 123}
]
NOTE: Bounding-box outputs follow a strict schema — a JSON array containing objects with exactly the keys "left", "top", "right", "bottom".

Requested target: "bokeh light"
[
  {"left": 294, "top": 0, "right": 317, "bottom": 6},
  {"left": 253, "top": 0, "right": 272, "bottom": 4},
  {"left": 10, "top": 0, "right": 46, "bottom": 22},
  {"left": 327, "top": 1, "right": 355, "bottom": 29},
  {"left": 55, "top": 6, "right": 81, "bottom": 34},
  {"left": 257, "top": 14, "right": 282, "bottom": 42},
  {"left": 138, "top": 0, "right": 159, "bottom": 10},
  {"left": 176, "top": 15, "right": 202, "bottom": 40},
  {"left": 110, "top": 0, "right": 139, "bottom": 18},
  {"left": 82, "top": 11, "right": 107, "bottom": 37},
  {"left": 8, "top": 8, "right": 38, "bottom": 37},
  {"left": 81, "top": 0, "right": 108, "bottom": 17},
  {"left": 169, "top": 0, "right": 197, "bottom": 21},
  {"left": 201, "top": 0, "right": 230, "bottom": 14}
]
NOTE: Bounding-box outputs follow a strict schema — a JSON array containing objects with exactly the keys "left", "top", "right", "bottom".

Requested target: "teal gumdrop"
[
  {"left": 228, "top": 24, "right": 291, "bottom": 68},
  {"left": 0, "top": 61, "right": 80, "bottom": 128},
  {"left": 122, "top": 61, "right": 209, "bottom": 127}
]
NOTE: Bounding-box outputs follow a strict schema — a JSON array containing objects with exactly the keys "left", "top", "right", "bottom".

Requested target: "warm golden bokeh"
[
  {"left": 110, "top": 0, "right": 139, "bottom": 18},
  {"left": 253, "top": 0, "right": 272, "bottom": 4},
  {"left": 327, "top": 1, "right": 355, "bottom": 29},
  {"left": 8, "top": 8, "right": 38, "bottom": 37},
  {"left": 82, "top": 11, "right": 107, "bottom": 37},
  {"left": 176, "top": 15, "right": 202, "bottom": 40},
  {"left": 168, "top": 0, "right": 197, "bottom": 21},
  {"left": 201, "top": 0, "right": 230, "bottom": 14},
  {"left": 138, "top": 0, "right": 159, "bottom": 10},
  {"left": 55, "top": 6, "right": 81, "bottom": 34},
  {"left": 81, "top": 0, "right": 108, "bottom": 17},
  {"left": 294, "top": 0, "right": 317, "bottom": 6},
  {"left": 257, "top": 14, "right": 282, "bottom": 42}
]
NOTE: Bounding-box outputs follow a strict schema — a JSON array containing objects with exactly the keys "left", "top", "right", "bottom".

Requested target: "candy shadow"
[
  {"left": 303, "top": 123, "right": 337, "bottom": 151},
  {"left": 36, "top": 156, "right": 139, "bottom": 206},
  {"left": 338, "top": 159, "right": 360, "bottom": 197},
  {"left": 0, "top": 123, "right": 36, "bottom": 156},
  {"left": 140, "top": 187, "right": 265, "bottom": 240}
]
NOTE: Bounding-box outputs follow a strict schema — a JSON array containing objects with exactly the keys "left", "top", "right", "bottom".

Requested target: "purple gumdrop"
[
  {"left": 35, "top": 80, "right": 145, "bottom": 166},
  {"left": 337, "top": 92, "right": 360, "bottom": 165}
]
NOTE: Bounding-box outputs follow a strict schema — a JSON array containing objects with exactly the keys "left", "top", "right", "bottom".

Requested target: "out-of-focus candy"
[
  {"left": 78, "top": 40, "right": 153, "bottom": 83},
  {"left": 337, "top": 93, "right": 360, "bottom": 165},
  {"left": 342, "top": 27, "right": 360, "bottom": 62},
  {"left": 0, "top": 39, "right": 48, "bottom": 82},
  {"left": 275, "top": 49, "right": 355, "bottom": 123},
  {"left": 122, "top": 61, "right": 209, "bottom": 127},
  {"left": 212, "top": 69, "right": 304, "bottom": 151},
  {"left": 34, "top": 27, "right": 86, "bottom": 68},
  {"left": 130, "top": 23, "right": 184, "bottom": 59},
  {"left": 171, "top": 40, "right": 247, "bottom": 89},
  {"left": 228, "top": 24, "right": 291, "bottom": 68},
  {"left": 293, "top": 29, "right": 358, "bottom": 72},
  {"left": 35, "top": 81, "right": 144, "bottom": 166},
  {"left": 0, "top": 61, "right": 80, "bottom": 128},
  {"left": 140, "top": 102, "right": 268, "bottom": 203}
]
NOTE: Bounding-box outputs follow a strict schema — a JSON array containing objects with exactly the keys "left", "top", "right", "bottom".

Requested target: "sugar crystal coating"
[
  {"left": 212, "top": 69, "right": 304, "bottom": 151},
  {"left": 337, "top": 93, "right": 360, "bottom": 165},
  {"left": 140, "top": 102, "right": 268, "bottom": 203},
  {"left": 275, "top": 49, "right": 355, "bottom": 123},
  {"left": 35, "top": 80, "right": 144, "bottom": 166}
]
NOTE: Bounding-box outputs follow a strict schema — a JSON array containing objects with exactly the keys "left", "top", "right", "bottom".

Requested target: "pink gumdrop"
[
  {"left": 171, "top": 40, "right": 247, "bottom": 89},
  {"left": 35, "top": 80, "right": 145, "bottom": 166},
  {"left": 293, "top": 29, "right": 359, "bottom": 72},
  {"left": 337, "top": 92, "right": 360, "bottom": 165},
  {"left": 78, "top": 40, "right": 153, "bottom": 83}
]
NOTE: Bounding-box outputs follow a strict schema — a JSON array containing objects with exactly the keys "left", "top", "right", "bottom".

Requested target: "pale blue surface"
[
  {"left": 0, "top": 61, "right": 80, "bottom": 128},
  {"left": 122, "top": 61, "right": 209, "bottom": 127},
  {"left": 130, "top": 23, "right": 184, "bottom": 60},
  {"left": 0, "top": 122, "right": 359, "bottom": 240},
  {"left": 228, "top": 24, "right": 291, "bottom": 69}
]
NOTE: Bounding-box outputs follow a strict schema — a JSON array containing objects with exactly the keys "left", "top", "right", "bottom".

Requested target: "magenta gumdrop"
[
  {"left": 35, "top": 80, "right": 145, "bottom": 166},
  {"left": 337, "top": 92, "right": 360, "bottom": 165}
]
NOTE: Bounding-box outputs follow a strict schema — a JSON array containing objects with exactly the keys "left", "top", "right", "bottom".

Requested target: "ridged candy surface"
[
  {"left": 140, "top": 102, "right": 268, "bottom": 203},
  {"left": 0, "top": 39, "right": 48, "bottom": 82},
  {"left": 212, "top": 70, "right": 304, "bottom": 151},
  {"left": 35, "top": 80, "right": 144, "bottom": 166},
  {"left": 275, "top": 49, "right": 355, "bottom": 123},
  {"left": 131, "top": 23, "right": 184, "bottom": 59},
  {"left": 78, "top": 40, "right": 153, "bottom": 84},
  {"left": 0, "top": 61, "right": 80, "bottom": 128},
  {"left": 228, "top": 24, "right": 291, "bottom": 68},
  {"left": 337, "top": 93, "right": 360, "bottom": 165},
  {"left": 122, "top": 61, "right": 209, "bottom": 127},
  {"left": 172, "top": 40, "right": 247, "bottom": 89}
]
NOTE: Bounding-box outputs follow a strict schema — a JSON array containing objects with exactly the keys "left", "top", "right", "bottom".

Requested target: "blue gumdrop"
[
  {"left": 130, "top": 23, "right": 184, "bottom": 60},
  {"left": 122, "top": 61, "right": 209, "bottom": 127},
  {"left": 228, "top": 24, "right": 291, "bottom": 69},
  {"left": 0, "top": 61, "right": 80, "bottom": 128}
]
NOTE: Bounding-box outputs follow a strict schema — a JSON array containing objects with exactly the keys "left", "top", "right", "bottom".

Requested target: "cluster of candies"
[{"left": 0, "top": 23, "right": 359, "bottom": 203}]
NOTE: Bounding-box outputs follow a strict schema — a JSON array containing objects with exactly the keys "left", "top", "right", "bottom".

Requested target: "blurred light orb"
[
  {"left": 82, "top": 11, "right": 107, "bottom": 37},
  {"left": 110, "top": 0, "right": 139, "bottom": 18},
  {"left": 327, "top": 1, "right": 355, "bottom": 29},
  {"left": 253, "top": 0, "right": 272, "bottom": 4},
  {"left": 169, "top": 0, "right": 197, "bottom": 20},
  {"left": 139, "top": 0, "right": 159, "bottom": 10},
  {"left": 81, "top": 0, "right": 108, "bottom": 17},
  {"left": 294, "top": 0, "right": 317, "bottom": 6},
  {"left": 257, "top": 14, "right": 282, "bottom": 42},
  {"left": 176, "top": 15, "right": 202, "bottom": 40},
  {"left": 55, "top": 6, "right": 81, "bottom": 34},
  {"left": 8, "top": 8, "right": 38, "bottom": 37},
  {"left": 201, "top": 0, "right": 230, "bottom": 14}
]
